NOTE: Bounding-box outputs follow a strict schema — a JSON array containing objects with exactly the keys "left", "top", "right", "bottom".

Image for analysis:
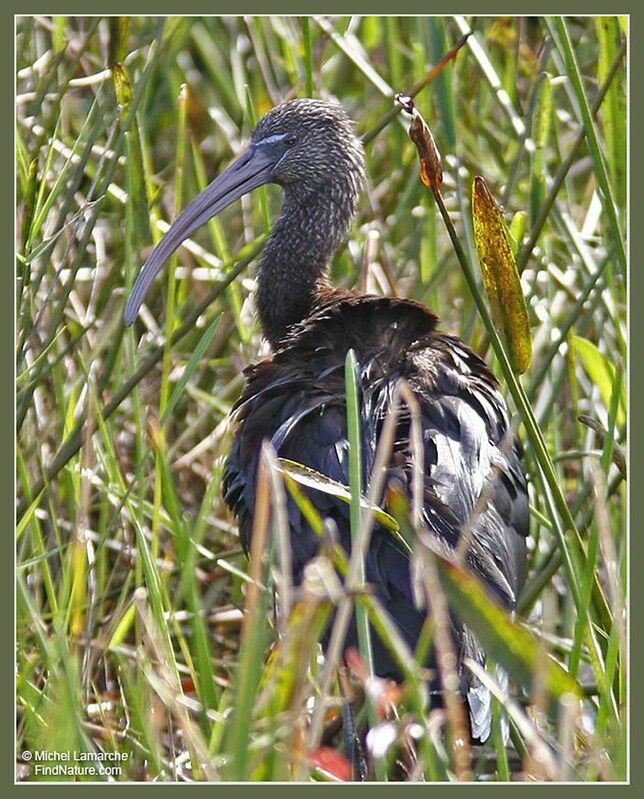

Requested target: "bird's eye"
[{"left": 284, "top": 133, "right": 297, "bottom": 146}]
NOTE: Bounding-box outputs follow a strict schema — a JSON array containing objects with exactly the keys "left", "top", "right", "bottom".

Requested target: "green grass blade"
[
  {"left": 344, "top": 350, "right": 377, "bottom": 727},
  {"left": 548, "top": 17, "right": 626, "bottom": 276}
]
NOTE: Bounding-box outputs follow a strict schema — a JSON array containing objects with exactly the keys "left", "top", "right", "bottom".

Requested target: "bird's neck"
[{"left": 257, "top": 186, "right": 355, "bottom": 348}]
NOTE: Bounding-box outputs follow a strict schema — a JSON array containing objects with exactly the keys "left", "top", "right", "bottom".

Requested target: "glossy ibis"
[{"left": 124, "top": 98, "right": 528, "bottom": 743}]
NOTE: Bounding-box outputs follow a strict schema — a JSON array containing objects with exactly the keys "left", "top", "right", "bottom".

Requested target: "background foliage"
[{"left": 16, "top": 15, "right": 626, "bottom": 782}]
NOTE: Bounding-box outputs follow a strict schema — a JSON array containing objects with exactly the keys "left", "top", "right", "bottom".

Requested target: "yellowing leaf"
[
  {"left": 276, "top": 458, "right": 401, "bottom": 537},
  {"left": 472, "top": 176, "right": 532, "bottom": 374},
  {"left": 596, "top": 17, "right": 626, "bottom": 210},
  {"left": 111, "top": 62, "right": 133, "bottom": 118},
  {"left": 571, "top": 336, "right": 625, "bottom": 428},
  {"left": 508, "top": 210, "right": 526, "bottom": 258}
]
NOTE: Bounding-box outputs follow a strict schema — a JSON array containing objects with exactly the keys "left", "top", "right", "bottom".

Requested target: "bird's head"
[
  {"left": 250, "top": 98, "right": 365, "bottom": 190},
  {"left": 124, "top": 98, "right": 365, "bottom": 326}
]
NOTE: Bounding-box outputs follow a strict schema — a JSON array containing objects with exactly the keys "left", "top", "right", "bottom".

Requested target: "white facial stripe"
[{"left": 261, "top": 133, "right": 289, "bottom": 144}]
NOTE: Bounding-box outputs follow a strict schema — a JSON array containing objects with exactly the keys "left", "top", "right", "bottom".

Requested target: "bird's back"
[{"left": 223, "top": 294, "right": 528, "bottom": 740}]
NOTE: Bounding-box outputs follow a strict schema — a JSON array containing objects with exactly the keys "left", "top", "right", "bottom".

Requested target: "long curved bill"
[{"left": 123, "top": 144, "right": 276, "bottom": 326}]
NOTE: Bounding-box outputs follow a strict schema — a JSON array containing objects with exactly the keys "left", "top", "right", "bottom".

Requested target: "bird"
[{"left": 124, "top": 98, "right": 529, "bottom": 744}]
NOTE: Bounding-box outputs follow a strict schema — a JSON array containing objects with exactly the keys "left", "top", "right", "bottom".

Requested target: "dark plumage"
[{"left": 125, "top": 98, "right": 529, "bottom": 742}]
